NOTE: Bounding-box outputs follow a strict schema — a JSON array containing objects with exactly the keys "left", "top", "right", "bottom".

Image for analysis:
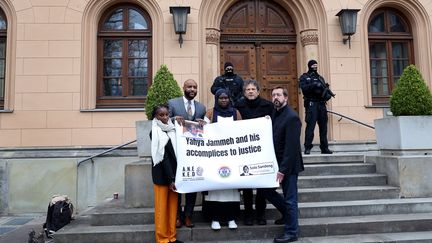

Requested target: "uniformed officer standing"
[
  {"left": 211, "top": 62, "right": 244, "bottom": 106},
  {"left": 299, "top": 60, "right": 334, "bottom": 155}
]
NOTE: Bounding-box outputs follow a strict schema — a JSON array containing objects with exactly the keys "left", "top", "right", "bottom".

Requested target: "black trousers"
[
  {"left": 304, "top": 100, "right": 329, "bottom": 151},
  {"left": 177, "top": 192, "right": 197, "bottom": 219},
  {"left": 242, "top": 189, "right": 267, "bottom": 219}
]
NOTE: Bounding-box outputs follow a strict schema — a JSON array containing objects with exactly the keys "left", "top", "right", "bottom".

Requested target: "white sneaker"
[
  {"left": 211, "top": 221, "right": 221, "bottom": 230},
  {"left": 228, "top": 220, "right": 237, "bottom": 229}
]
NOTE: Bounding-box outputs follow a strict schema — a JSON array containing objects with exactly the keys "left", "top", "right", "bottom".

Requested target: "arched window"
[
  {"left": 97, "top": 4, "right": 152, "bottom": 108},
  {"left": 368, "top": 8, "right": 413, "bottom": 105},
  {"left": 0, "top": 8, "right": 6, "bottom": 109}
]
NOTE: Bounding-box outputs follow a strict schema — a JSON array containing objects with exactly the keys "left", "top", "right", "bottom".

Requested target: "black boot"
[{"left": 321, "top": 148, "right": 333, "bottom": 154}]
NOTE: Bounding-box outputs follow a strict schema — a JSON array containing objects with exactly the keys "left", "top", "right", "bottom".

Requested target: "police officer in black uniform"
[
  {"left": 299, "top": 60, "right": 334, "bottom": 155},
  {"left": 211, "top": 62, "right": 244, "bottom": 106}
]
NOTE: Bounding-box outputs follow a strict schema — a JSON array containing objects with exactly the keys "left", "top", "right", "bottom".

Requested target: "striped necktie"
[{"left": 187, "top": 100, "right": 193, "bottom": 120}]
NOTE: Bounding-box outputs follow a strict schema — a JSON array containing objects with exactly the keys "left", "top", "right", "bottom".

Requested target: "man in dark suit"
[
  {"left": 168, "top": 79, "right": 206, "bottom": 228},
  {"left": 235, "top": 79, "right": 273, "bottom": 226},
  {"left": 257, "top": 86, "right": 304, "bottom": 243}
]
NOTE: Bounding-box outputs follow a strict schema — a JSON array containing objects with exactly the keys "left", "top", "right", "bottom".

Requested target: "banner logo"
[{"left": 218, "top": 166, "right": 231, "bottom": 178}]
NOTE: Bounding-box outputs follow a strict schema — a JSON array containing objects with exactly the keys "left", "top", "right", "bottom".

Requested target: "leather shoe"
[
  {"left": 321, "top": 148, "right": 333, "bottom": 154},
  {"left": 244, "top": 216, "right": 253, "bottom": 226},
  {"left": 256, "top": 218, "right": 267, "bottom": 225},
  {"left": 274, "top": 217, "right": 285, "bottom": 225},
  {"left": 175, "top": 218, "right": 182, "bottom": 228},
  {"left": 304, "top": 149, "right": 311, "bottom": 155},
  {"left": 274, "top": 234, "right": 298, "bottom": 242},
  {"left": 169, "top": 240, "right": 184, "bottom": 243},
  {"left": 184, "top": 216, "right": 194, "bottom": 228}
]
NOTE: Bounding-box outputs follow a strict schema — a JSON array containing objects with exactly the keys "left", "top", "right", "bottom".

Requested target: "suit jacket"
[
  {"left": 168, "top": 96, "right": 207, "bottom": 121},
  {"left": 271, "top": 105, "right": 304, "bottom": 175}
]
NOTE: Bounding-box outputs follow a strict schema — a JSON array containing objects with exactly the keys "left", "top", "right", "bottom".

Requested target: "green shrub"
[
  {"left": 390, "top": 64, "right": 432, "bottom": 116},
  {"left": 145, "top": 64, "right": 182, "bottom": 119}
]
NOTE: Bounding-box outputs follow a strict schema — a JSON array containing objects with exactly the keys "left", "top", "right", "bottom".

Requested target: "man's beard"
[
  {"left": 273, "top": 99, "right": 283, "bottom": 108},
  {"left": 184, "top": 90, "right": 196, "bottom": 99}
]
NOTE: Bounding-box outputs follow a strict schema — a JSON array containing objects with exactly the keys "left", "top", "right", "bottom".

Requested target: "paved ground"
[{"left": 0, "top": 215, "right": 46, "bottom": 243}]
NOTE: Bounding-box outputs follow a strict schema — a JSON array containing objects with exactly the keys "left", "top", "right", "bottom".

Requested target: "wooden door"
[{"left": 220, "top": 0, "right": 298, "bottom": 112}]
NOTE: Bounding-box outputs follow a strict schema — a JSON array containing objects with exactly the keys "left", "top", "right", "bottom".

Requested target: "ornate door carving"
[{"left": 220, "top": 0, "right": 299, "bottom": 112}]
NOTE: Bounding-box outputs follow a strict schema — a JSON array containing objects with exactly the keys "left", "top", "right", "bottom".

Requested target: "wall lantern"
[
  {"left": 336, "top": 9, "right": 360, "bottom": 48},
  {"left": 170, "top": 6, "right": 190, "bottom": 48}
]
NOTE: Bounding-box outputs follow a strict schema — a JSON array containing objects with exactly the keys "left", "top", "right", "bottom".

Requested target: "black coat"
[
  {"left": 211, "top": 74, "right": 244, "bottom": 105},
  {"left": 149, "top": 131, "right": 178, "bottom": 185},
  {"left": 299, "top": 71, "right": 327, "bottom": 101},
  {"left": 271, "top": 105, "right": 304, "bottom": 175},
  {"left": 235, "top": 96, "right": 273, "bottom": 119}
]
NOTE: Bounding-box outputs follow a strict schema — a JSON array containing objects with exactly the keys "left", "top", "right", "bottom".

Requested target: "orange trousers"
[{"left": 153, "top": 184, "right": 178, "bottom": 243}]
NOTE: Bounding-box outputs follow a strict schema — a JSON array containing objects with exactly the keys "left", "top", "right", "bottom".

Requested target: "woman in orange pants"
[{"left": 150, "top": 104, "right": 183, "bottom": 243}]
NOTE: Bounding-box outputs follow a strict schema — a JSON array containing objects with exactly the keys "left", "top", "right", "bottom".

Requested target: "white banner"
[{"left": 175, "top": 117, "right": 279, "bottom": 193}]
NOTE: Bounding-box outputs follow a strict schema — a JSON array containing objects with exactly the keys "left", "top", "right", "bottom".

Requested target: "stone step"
[
  {"left": 296, "top": 231, "right": 432, "bottom": 243},
  {"left": 302, "top": 154, "right": 365, "bottom": 164},
  {"left": 302, "top": 163, "right": 375, "bottom": 176},
  {"left": 54, "top": 213, "right": 432, "bottom": 243},
  {"left": 185, "top": 231, "right": 432, "bottom": 242},
  {"left": 88, "top": 197, "right": 432, "bottom": 226},
  {"left": 298, "top": 173, "right": 387, "bottom": 188},
  {"left": 299, "top": 185, "right": 399, "bottom": 202}
]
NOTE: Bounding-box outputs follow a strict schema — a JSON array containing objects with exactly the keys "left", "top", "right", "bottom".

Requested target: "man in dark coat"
[
  {"left": 211, "top": 62, "right": 244, "bottom": 106},
  {"left": 299, "top": 60, "right": 334, "bottom": 154},
  {"left": 235, "top": 79, "right": 273, "bottom": 226},
  {"left": 258, "top": 86, "right": 304, "bottom": 243}
]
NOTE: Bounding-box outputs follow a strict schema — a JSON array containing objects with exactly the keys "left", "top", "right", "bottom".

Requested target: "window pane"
[
  {"left": 128, "top": 40, "right": 148, "bottom": 58},
  {"left": 369, "top": 43, "right": 386, "bottom": 58},
  {"left": 392, "top": 42, "right": 408, "bottom": 59},
  {"left": 370, "top": 60, "right": 387, "bottom": 77},
  {"left": 104, "top": 40, "right": 122, "bottom": 58},
  {"left": 0, "top": 15, "right": 6, "bottom": 30},
  {"left": 0, "top": 39, "right": 5, "bottom": 58},
  {"left": 103, "top": 59, "right": 122, "bottom": 77},
  {"left": 389, "top": 13, "right": 406, "bottom": 32},
  {"left": 0, "top": 78, "right": 4, "bottom": 99},
  {"left": 129, "top": 78, "right": 147, "bottom": 96},
  {"left": 368, "top": 13, "right": 385, "bottom": 32},
  {"left": 371, "top": 78, "right": 378, "bottom": 96},
  {"left": 129, "top": 9, "right": 147, "bottom": 30},
  {"left": 128, "top": 59, "right": 147, "bottom": 77},
  {"left": 392, "top": 60, "right": 405, "bottom": 78},
  {"left": 103, "top": 9, "right": 123, "bottom": 30},
  {"left": 103, "top": 78, "right": 122, "bottom": 96},
  {"left": 374, "top": 78, "right": 389, "bottom": 96}
]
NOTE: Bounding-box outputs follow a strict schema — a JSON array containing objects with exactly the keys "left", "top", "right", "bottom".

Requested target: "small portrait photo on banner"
[{"left": 182, "top": 120, "right": 204, "bottom": 139}]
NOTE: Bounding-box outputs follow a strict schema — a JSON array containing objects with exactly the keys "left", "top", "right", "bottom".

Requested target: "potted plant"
[
  {"left": 374, "top": 64, "right": 432, "bottom": 154},
  {"left": 144, "top": 64, "right": 183, "bottom": 119},
  {"left": 137, "top": 64, "right": 182, "bottom": 156}
]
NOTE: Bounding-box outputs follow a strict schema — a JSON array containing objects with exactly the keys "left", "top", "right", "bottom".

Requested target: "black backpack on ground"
[{"left": 43, "top": 196, "right": 74, "bottom": 238}]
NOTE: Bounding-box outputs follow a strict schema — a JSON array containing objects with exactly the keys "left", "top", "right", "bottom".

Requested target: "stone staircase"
[{"left": 53, "top": 154, "right": 432, "bottom": 242}]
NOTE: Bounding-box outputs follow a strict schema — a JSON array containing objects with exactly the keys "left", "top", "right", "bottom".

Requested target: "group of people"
[{"left": 150, "top": 60, "right": 334, "bottom": 243}]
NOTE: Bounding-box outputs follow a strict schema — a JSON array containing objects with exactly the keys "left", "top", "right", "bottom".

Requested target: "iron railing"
[
  {"left": 327, "top": 110, "right": 375, "bottom": 130},
  {"left": 77, "top": 139, "right": 137, "bottom": 167}
]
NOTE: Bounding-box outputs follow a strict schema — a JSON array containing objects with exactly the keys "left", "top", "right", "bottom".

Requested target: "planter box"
[
  {"left": 374, "top": 116, "right": 432, "bottom": 155},
  {"left": 136, "top": 120, "right": 152, "bottom": 157}
]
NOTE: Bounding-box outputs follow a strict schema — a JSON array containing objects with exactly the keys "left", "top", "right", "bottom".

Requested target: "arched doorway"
[{"left": 220, "top": 0, "right": 298, "bottom": 112}]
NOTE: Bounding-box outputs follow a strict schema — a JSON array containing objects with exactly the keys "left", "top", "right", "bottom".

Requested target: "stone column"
[
  {"left": 300, "top": 29, "right": 319, "bottom": 64},
  {"left": 204, "top": 28, "right": 221, "bottom": 107}
]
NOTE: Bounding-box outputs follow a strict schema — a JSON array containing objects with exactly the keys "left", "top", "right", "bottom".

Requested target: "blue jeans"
[{"left": 258, "top": 174, "right": 299, "bottom": 237}]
